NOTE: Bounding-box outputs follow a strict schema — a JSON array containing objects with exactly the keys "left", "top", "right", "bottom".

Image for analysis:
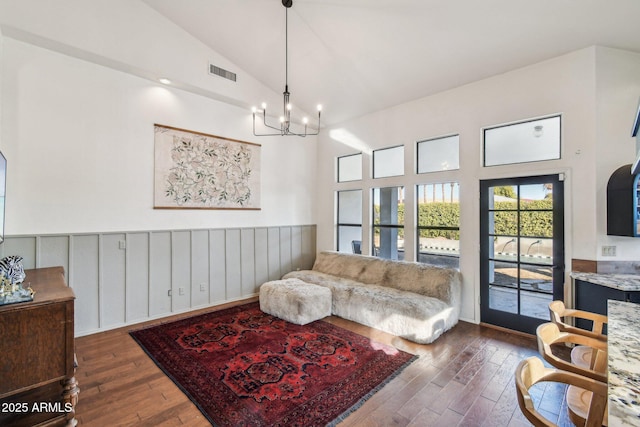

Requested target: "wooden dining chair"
[
  {"left": 548, "top": 300, "right": 607, "bottom": 339},
  {"left": 548, "top": 301, "right": 607, "bottom": 369},
  {"left": 536, "top": 322, "right": 608, "bottom": 426},
  {"left": 515, "top": 356, "right": 608, "bottom": 427}
]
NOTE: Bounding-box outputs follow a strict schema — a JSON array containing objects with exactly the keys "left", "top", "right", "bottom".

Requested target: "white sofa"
[{"left": 282, "top": 251, "right": 462, "bottom": 344}]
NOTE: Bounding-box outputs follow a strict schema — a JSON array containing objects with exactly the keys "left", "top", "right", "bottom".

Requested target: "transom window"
[
  {"left": 417, "top": 135, "right": 459, "bottom": 173},
  {"left": 373, "top": 146, "right": 404, "bottom": 178},
  {"left": 337, "top": 153, "right": 362, "bottom": 182},
  {"left": 483, "top": 115, "right": 561, "bottom": 167}
]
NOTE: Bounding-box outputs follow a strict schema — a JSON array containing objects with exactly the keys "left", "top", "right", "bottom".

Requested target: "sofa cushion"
[
  {"left": 332, "top": 283, "right": 455, "bottom": 344},
  {"left": 311, "top": 251, "right": 384, "bottom": 284},
  {"left": 282, "top": 270, "right": 368, "bottom": 313},
  {"left": 311, "top": 251, "right": 461, "bottom": 307},
  {"left": 381, "top": 260, "right": 461, "bottom": 309}
]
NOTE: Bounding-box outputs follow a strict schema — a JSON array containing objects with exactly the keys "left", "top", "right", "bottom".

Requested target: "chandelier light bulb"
[
  {"left": 261, "top": 102, "right": 267, "bottom": 110},
  {"left": 317, "top": 104, "right": 323, "bottom": 112},
  {"left": 303, "top": 117, "right": 308, "bottom": 124},
  {"left": 279, "top": 116, "right": 285, "bottom": 123},
  {"left": 251, "top": 106, "right": 257, "bottom": 113},
  {"left": 287, "top": 103, "right": 292, "bottom": 111}
]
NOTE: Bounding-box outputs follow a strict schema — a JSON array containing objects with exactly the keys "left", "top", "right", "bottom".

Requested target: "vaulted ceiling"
[{"left": 146, "top": 1, "right": 640, "bottom": 125}]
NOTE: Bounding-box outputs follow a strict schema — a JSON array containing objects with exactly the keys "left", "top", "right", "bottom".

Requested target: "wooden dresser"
[{"left": 0, "top": 267, "right": 79, "bottom": 426}]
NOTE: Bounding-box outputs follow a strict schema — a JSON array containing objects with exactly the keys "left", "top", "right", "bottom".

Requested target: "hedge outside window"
[
  {"left": 372, "top": 186, "right": 404, "bottom": 260},
  {"left": 417, "top": 182, "right": 460, "bottom": 268}
]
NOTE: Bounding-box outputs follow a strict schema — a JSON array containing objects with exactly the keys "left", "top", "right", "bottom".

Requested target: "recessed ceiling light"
[{"left": 159, "top": 78, "right": 171, "bottom": 85}]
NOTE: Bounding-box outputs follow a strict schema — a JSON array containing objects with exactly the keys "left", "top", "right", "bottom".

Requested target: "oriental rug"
[{"left": 130, "top": 302, "right": 416, "bottom": 427}]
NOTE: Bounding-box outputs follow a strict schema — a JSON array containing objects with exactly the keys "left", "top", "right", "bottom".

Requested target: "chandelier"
[{"left": 252, "top": 0, "right": 322, "bottom": 137}]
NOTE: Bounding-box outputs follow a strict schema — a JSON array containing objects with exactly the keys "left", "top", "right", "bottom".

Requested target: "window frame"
[
  {"left": 336, "top": 189, "right": 363, "bottom": 253},
  {"left": 482, "top": 115, "right": 562, "bottom": 167},
  {"left": 371, "top": 186, "right": 405, "bottom": 259},
  {"left": 372, "top": 145, "right": 405, "bottom": 179},
  {"left": 337, "top": 153, "right": 363, "bottom": 182},
  {"left": 417, "top": 134, "right": 460, "bottom": 174}
]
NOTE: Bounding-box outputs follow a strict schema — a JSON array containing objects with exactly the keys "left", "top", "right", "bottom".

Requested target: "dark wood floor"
[{"left": 74, "top": 298, "right": 571, "bottom": 426}]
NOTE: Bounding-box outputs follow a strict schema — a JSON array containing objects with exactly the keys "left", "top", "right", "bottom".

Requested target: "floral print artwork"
[{"left": 154, "top": 125, "right": 261, "bottom": 209}]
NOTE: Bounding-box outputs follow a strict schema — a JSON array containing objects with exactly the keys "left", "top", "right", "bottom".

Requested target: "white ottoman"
[{"left": 259, "top": 278, "right": 332, "bottom": 325}]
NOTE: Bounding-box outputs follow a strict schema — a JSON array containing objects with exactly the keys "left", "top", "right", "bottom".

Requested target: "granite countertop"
[
  {"left": 608, "top": 299, "right": 640, "bottom": 426},
  {"left": 570, "top": 272, "right": 640, "bottom": 291}
]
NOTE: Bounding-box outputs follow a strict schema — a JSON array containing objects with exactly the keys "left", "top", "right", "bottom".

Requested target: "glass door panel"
[{"left": 480, "top": 175, "right": 564, "bottom": 334}]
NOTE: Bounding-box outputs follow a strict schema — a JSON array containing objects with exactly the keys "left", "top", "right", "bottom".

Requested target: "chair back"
[
  {"left": 548, "top": 300, "right": 607, "bottom": 340},
  {"left": 515, "top": 357, "right": 608, "bottom": 427},
  {"left": 536, "top": 322, "right": 607, "bottom": 382}
]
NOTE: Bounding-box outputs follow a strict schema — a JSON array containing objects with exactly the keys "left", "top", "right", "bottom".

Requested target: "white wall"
[
  {"left": 595, "top": 47, "right": 640, "bottom": 259},
  {"left": 0, "top": 1, "right": 318, "bottom": 335},
  {"left": 0, "top": 2, "right": 318, "bottom": 235},
  {"left": 0, "top": 0, "right": 282, "bottom": 112},
  {"left": 317, "top": 47, "right": 640, "bottom": 323}
]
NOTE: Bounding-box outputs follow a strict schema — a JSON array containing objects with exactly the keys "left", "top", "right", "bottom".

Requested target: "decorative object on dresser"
[
  {"left": 280, "top": 251, "right": 462, "bottom": 344},
  {"left": 0, "top": 255, "right": 34, "bottom": 306},
  {"left": 0, "top": 267, "right": 79, "bottom": 427}
]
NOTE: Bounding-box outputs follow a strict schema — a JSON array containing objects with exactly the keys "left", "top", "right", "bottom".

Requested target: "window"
[
  {"left": 417, "top": 182, "right": 460, "bottom": 268},
  {"left": 372, "top": 187, "right": 404, "bottom": 260},
  {"left": 417, "top": 135, "right": 459, "bottom": 173},
  {"left": 337, "top": 190, "right": 362, "bottom": 254},
  {"left": 483, "top": 115, "right": 561, "bottom": 167},
  {"left": 373, "top": 146, "right": 404, "bottom": 178},
  {"left": 337, "top": 153, "right": 362, "bottom": 182}
]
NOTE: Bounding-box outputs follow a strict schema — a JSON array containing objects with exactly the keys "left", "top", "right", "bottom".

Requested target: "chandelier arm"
[
  {"left": 253, "top": 112, "right": 281, "bottom": 134},
  {"left": 253, "top": 113, "right": 320, "bottom": 137},
  {"left": 253, "top": 130, "right": 289, "bottom": 136},
  {"left": 262, "top": 121, "right": 286, "bottom": 133}
]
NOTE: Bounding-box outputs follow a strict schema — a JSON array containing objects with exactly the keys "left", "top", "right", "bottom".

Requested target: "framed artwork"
[{"left": 154, "top": 124, "right": 261, "bottom": 210}]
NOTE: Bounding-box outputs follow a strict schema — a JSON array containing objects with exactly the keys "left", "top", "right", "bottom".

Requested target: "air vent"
[{"left": 209, "top": 64, "right": 237, "bottom": 82}]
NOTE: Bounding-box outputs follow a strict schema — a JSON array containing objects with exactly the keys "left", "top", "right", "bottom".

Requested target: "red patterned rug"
[{"left": 130, "top": 302, "right": 416, "bottom": 426}]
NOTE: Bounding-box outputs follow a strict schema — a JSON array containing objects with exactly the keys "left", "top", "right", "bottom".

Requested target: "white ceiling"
[{"left": 143, "top": 0, "right": 640, "bottom": 125}]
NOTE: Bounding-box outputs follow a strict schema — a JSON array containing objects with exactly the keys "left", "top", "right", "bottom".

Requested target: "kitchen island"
[
  {"left": 571, "top": 272, "right": 640, "bottom": 332},
  {"left": 608, "top": 299, "right": 640, "bottom": 426}
]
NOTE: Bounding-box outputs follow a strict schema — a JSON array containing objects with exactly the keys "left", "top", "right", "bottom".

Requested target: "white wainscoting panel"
[{"left": 1, "top": 225, "right": 316, "bottom": 336}]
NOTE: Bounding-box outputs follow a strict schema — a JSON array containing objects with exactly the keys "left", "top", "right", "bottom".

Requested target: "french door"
[{"left": 480, "top": 174, "right": 564, "bottom": 335}]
